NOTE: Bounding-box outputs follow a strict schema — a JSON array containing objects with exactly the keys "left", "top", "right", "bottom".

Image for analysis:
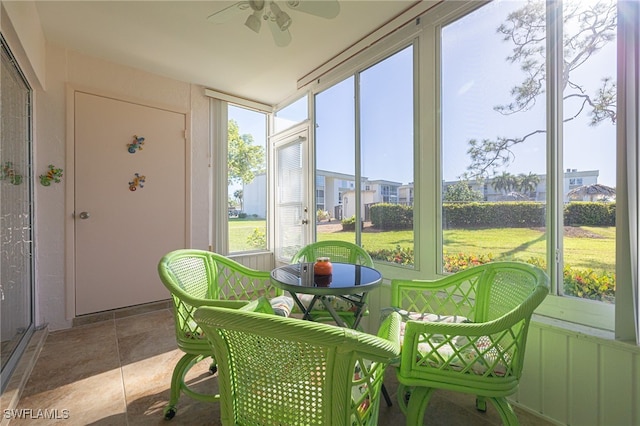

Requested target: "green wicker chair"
[
  {"left": 291, "top": 240, "right": 374, "bottom": 266},
  {"left": 193, "top": 305, "right": 402, "bottom": 426},
  {"left": 389, "top": 261, "right": 549, "bottom": 426},
  {"left": 291, "top": 240, "right": 374, "bottom": 328},
  {"left": 157, "top": 249, "right": 283, "bottom": 420}
]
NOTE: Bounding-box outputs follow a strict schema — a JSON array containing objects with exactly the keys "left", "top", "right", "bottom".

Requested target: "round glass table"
[{"left": 270, "top": 262, "right": 382, "bottom": 329}]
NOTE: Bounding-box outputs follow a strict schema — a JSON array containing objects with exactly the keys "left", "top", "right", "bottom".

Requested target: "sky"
[
  {"left": 230, "top": 0, "right": 618, "bottom": 191},
  {"left": 441, "top": 0, "right": 617, "bottom": 186}
]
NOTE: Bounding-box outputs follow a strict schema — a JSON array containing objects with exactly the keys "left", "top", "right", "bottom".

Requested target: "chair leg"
[
  {"left": 396, "top": 384, "right": 412, "bottom": 415},
  {"left": 381, "top": 383, "right": 392, "bottom": 407},
  {"left": 476, "top": 396, "right": 487, "bottom": 412},
  {"left": 164, "top": 353, "right": 219, "bottom": 420},
  {"left": 164, "top": 353, "right": 196, "bottom": 419},
  {"left": 405, "top": 386, "right": 435, "bottom": 426},
  {"left": 489, "top": 397, "right": 520, "bottom": 426}
]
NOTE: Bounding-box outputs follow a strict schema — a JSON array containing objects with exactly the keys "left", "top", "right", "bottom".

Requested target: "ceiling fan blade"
[
  {"left": 268, "top": 18, "right": 292, "bottom": 47},
  {"left": 207, "top": 1, "right": 251, "bottom": 24},
  {"left": 285, "top": 0, "right": 340, "bottom": 19}
]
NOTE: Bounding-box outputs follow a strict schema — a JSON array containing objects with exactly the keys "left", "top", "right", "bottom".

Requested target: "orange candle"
[{"left": 313, "top": 257, "right": 333, "bottom": 275}]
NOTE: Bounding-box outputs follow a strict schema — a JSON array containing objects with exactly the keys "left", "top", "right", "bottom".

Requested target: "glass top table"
[{"left": 270, "top": 262, "right": 382, "bottom": 328}]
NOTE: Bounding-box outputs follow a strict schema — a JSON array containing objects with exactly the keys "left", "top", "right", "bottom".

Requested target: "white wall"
[
  {"left": 2, "top": 4, "right": 211, "bottom": 331},
  {"left": 1, "top": 1, "right": 46, "bottom": 88}
]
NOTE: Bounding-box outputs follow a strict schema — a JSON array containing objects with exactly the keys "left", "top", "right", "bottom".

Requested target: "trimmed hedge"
[
  {"left": 444, "top": 202, "right": 546, "bottom": 229},
  {"left": 370, "top": 203, "right": 413, "bottom": 230},
  {"left": 564, "top": 201, "right": 616, "bottom": 226},
  {"left": 367, "top": 201, "right": 615, "bottom": 229}
]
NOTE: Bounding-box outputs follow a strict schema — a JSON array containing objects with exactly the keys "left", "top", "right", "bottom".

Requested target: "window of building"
[{"left": 316, "top": 189, "right": 325, "bottom": 212}]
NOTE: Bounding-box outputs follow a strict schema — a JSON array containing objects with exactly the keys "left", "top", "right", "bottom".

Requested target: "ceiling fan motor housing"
[{"left": 209, "top": 0, "right": 340, "bottom": 47}]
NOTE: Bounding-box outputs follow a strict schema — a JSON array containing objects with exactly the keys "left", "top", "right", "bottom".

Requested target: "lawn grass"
[
  {"left": 229, "top": 219, "right": 266, "bottom": 252},
  {"left": 230, "top": 219, "right": 615, "bottom": 272},
  {"left": 319, "top": 225, "right": 616, "bottom": 272}
]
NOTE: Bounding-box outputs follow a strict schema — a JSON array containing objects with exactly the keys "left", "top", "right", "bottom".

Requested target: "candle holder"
[{"left": 313, "top": 257, "right": 333, "bottom": 275}]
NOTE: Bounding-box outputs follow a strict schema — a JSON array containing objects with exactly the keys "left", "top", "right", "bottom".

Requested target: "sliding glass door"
[{"left": 1, "top": 35, "right": 35, "bottom": 392}]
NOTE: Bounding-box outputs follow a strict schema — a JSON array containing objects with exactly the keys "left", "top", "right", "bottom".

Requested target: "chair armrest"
[
  {"left": 169, "top": 289, "right": 250, "bottom": 310},
  {"left": 351, "top": 311, "right": 401, "bottom": 363},
  {"left": 377, "top": 310, "right": 401, "bottom": 346}
]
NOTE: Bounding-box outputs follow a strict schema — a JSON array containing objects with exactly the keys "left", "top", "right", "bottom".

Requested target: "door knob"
[{"left": 78, "top": 211, "right": 90, "bottom": 219}]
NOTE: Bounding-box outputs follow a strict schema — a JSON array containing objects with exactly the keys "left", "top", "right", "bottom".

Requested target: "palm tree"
[
  {"left": 234, "top": 189, "right": 244, "bottom": 212},
  {"left": 491, "top": 171, "right": 517, "bottom": 195},
  {"left": 517, "top": 172, "right": 541, "bottom": 198}
]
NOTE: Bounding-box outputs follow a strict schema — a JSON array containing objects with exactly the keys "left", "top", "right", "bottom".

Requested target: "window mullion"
[
  {"left": 546, "top": 0, "right": 563, "bottom": 295},
  {"left": 354, "top": 72, "right": 362, "bottom": 245}
]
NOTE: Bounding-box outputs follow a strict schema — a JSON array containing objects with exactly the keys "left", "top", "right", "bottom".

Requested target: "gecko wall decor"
[{"left": 39, "top": 165, "right": 64, "bottom": 186}]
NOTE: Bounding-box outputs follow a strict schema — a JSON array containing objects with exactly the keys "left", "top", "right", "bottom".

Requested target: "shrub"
[
  {"left": 365, "top": 201, "right": 616, "bottom": 230},
  {"left": 247, "top": 227, "right": 266, "bottom": 249},
  {"left": 443, "top": 252, "right": 494, "bottom": 273},
  {"left": 443, "top": 202, "right": 546, "bottom": 229},
  {"left": 369, "top": 245, "right": 414, "bottom": 265},
  {"left": 562, "top": 264, "right": 615, "bottom": 302},
  {"left": 525, "top": 257, "right": 615, "bottom": 303},
  {"left": 317, "top": 209, "right": 331, "bottom": 222},
  {"left": 341, "top": 215, "right": 357, "bottom": 231},
  {"left": 564, "top": 202, "right": 615, "bottom": 226},
  {"left": 370, "top": 203, "right": 413, "bottom": 230},
  {"left": 444, "top": 254, "right": 616, "bottom": 303}
]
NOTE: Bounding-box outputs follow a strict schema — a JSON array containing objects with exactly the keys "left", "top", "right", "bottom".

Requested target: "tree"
[
  {"left": 466, "top": 0, "right": 616, "bottom": 179},
  {"left": 491, "top": 171, "right": 517, "bottom": 195},
  {"left": 233, "top": 189, "right": 244, "bottom": 211},
  {"left": 443, "top": 180, "right": 484, "bottom": 202},
  {"left": 516, "top": 172, "right": 540, "bottom": 197},
  {"left": 228, "top": 119, "right": 265, "bottom": 186}
]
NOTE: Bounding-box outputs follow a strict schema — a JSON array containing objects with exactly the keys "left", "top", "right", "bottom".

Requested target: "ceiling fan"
[{"left": 208, "top": 1, "right": 340, "bottom": 47}]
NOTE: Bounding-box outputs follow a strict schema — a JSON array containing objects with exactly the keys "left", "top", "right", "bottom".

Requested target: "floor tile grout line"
[{"left": 113, "top": 317, "right": 130, "bottom": 425}]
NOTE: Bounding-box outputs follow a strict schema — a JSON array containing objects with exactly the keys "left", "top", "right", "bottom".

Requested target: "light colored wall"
[
  {"left": 2, "top": 5, "right": 210, "bottom": 331},
  {"left": 516, "top": 321, "right": 640, "bottom": 426},
  {"left": 1, "top": 1, "right": 46, "bottom": 88}
]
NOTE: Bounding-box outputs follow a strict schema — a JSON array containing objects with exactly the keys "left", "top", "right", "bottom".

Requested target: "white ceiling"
[{"left": 34, "top": 1, "right": 417, "bottom": 106}]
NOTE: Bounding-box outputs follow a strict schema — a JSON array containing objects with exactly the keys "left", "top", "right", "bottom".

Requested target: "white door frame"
[
  {"left": 270, "top": 121, "right": 313, "bottom": 264},
  {"left": 64, "top": 85, "right": 192, "bottom": 319}
]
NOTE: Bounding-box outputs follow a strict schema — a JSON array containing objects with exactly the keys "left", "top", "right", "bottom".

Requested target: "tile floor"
[{"left": 7, "top": 304, "right": 554, "bottom": 425}]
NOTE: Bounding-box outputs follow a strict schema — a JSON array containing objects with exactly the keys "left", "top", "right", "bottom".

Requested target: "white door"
[
  {"left": 74, "top": 91, "right": 187, "bottom": 315},
  {"left": 273, "top": 126, "right": 311, "bottom": 263}
]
